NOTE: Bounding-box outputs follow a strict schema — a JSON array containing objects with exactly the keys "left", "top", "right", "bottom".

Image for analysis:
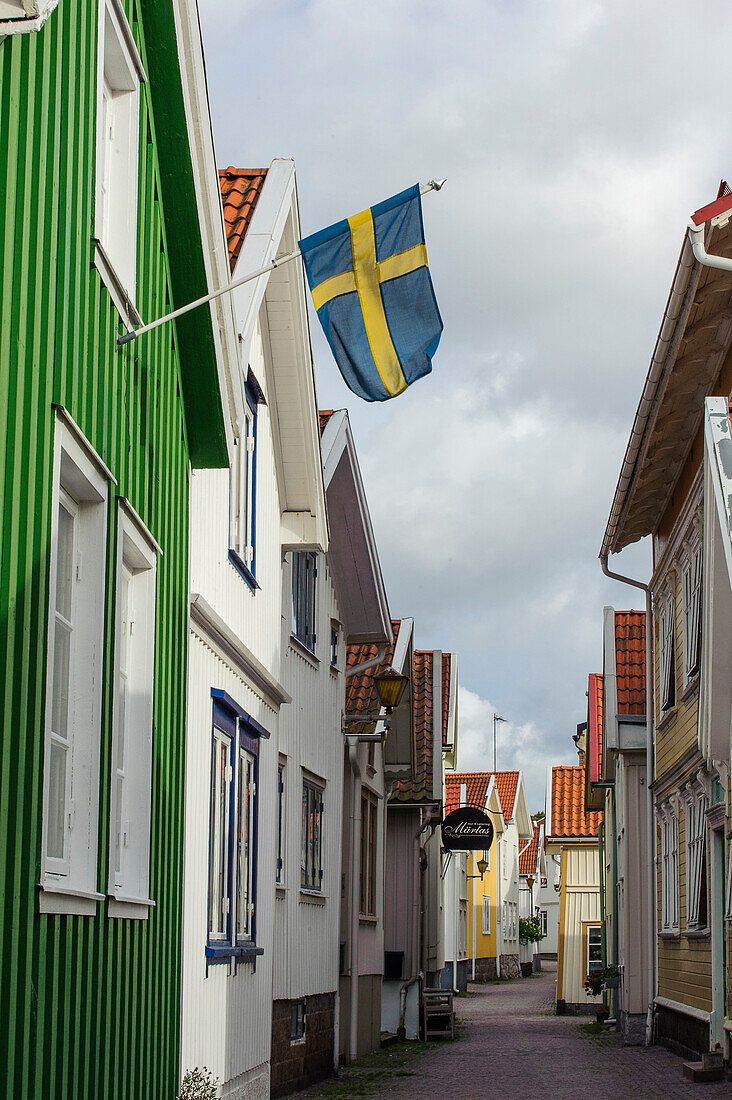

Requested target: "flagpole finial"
[{"left": 425, "top": 178, "right": 447, "bottom": 192}]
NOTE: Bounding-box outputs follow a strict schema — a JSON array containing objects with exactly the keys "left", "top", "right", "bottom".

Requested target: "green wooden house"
[{"left": 0, "top": 0, "right": 232, "bottom": 1095}]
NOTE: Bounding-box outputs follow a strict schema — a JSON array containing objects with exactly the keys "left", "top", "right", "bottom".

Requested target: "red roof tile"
[
  {"left": 345, "top": 620, "right": 400, "bottom": 719},
  {"left": 550, "top": 766, "right": 602, "bottom": 838},
  {"left": 615, "top": 611, "right": 645, "bottom": 715},
  {"left": 319, "top": 410, "right": 334, "bottom": 435},
  {"left": 441, "top": 654, "right": 451, "bottom": 746},
  {"left": 519, "top": 820, "right": 543, "bottom": 875},
  {"left": 444, "top": 771, "right": 519, "bottom": 820},
  {"left": 392, "top": 649, "right": 435, "bottom": 803},
  {"left": 218, "top": 167, "right": 267, "bottom": 272},
  {"left": 587, "top": 673, "right": 603, "bottom": 785}
]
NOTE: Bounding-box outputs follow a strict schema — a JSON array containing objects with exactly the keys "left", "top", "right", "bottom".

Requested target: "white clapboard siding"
[
  {"left": 273, "top": 555, "right": 345, "bottom": 1001},
  {"left": 559, "top": 846, "right": 601, "bottom": 1005},
  {"left": 189, "top": 323, "right": 283, "bottom": 673},
  {"left": 180, "top": 631, "right": 279, "bottom": 1092}
]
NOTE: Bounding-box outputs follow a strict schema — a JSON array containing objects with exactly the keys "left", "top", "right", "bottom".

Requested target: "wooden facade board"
[{"left": 0, "top": 3, "right": 201, "bottom": 1095}]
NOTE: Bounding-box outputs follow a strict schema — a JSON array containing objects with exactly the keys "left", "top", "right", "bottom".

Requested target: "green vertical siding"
[{"left": 0, "top": 2, "right": 197, "bottom": 1096}]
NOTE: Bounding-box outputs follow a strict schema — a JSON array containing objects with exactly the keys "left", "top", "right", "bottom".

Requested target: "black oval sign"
[{"left": 441, "top": 807, "right": 494, "bottom": 851}]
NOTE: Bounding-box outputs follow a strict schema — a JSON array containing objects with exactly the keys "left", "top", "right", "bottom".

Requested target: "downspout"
[
  {"left": 346, "top": 736, "right": 362, "bottom": 1063},
  {"left": 688, "top": 219, "right": 732, "bottom": 273},
  {"left": 495, "top": 835, "right": 502, "bottom": 979},
  {"left": 600, "top": 555, "right": 654, "bottom": 1045},
  {"left": 611, "top": 791, "right": 620, "bottom": 1022},
  {"left": 398, "top": 813, "right": 429, "bottom": 1038}
]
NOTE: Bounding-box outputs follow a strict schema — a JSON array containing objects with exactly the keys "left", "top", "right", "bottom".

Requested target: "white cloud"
[{"left": 198, "top": 0, "right": 716, "bottom": 793}]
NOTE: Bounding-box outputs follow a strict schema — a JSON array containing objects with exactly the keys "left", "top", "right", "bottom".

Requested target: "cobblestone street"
[{"left": 299, "top": 964, "right": 732, "bottom": 1099}]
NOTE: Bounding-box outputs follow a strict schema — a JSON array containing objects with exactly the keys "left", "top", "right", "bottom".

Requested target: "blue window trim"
[
  {"left": 206, "top": 690, "right": 270, "bottom": 968},
  {"left": 291, "top": 551, "right": 317, "bottom": 653},
  {"left": 228, "top": 370, "right": 261, "bottom": 592}
]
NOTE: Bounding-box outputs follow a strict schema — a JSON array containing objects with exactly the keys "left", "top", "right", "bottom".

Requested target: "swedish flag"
[{"left": 299, "top": 185, "right": 443, "bottom": 402}]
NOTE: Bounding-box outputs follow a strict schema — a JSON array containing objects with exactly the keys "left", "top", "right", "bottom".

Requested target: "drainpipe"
[
  {"left": 346, "top": 736, "right": 362, "bottom": 1063},
  {"left": 398, "top": 813, "right": 429, "bottom": 1037},
  {"left": 688, "top": 219, "right": 732, "bottom": 273},
  {"left": 600, "top": 555, "right": 654, "bottom": 1045}
]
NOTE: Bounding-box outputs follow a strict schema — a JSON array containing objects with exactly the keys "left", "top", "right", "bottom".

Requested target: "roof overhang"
[
  {"left": 442, "top": 653, "right": 458, "bottom": 770},
  {"left": 320, "top": 410, "right": 391, "bottom": 643},
  {"left": 139, "top": 0, "right": 231, "bottom": 468},
  {"left": 513, "top": 773, "right": 533, "bottom": 841},
  {"left": 231, "top": 159, "right": 328, "bottom": 552},
  {"left": 601, "top": 199, "right": 732, "bottom": 556}
]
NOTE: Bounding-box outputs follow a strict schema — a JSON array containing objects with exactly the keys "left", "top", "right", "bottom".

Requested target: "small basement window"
[{"left": 291, "top": 1001, "right": 306, "bottom": 1042}]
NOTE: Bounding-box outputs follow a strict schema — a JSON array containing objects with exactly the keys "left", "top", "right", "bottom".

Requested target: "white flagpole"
[{"left": 116, "top": 179, "right": 446, "bottom": 349}]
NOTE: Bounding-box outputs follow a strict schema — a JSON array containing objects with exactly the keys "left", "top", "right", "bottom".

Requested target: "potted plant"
[
  {"left": 603, "top": 965, "right": 620, "bottom": 990},
  {"left": 584, "top": 970, "right": 604, "bottom": 997}
]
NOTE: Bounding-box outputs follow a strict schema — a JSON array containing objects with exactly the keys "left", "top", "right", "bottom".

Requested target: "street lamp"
[
  {"left": 493, "top": 713, "right": 506, "bottom": 772},
  {"left": 373, "top": 667, "right": 409, "bottom": 713}
]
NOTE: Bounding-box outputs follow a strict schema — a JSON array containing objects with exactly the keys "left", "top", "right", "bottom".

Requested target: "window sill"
[
  {"left": 38, "top": 882, "right": 105, "bottom": 916},
  {"left": 683, "top": 928, "right": 710, "bottom": 940},
  {"left": 276, "top": 885, "right": 287, "bottom": 897},
  {"left": 658, "top": 930, "right": 681, "bottom": 941},
  {"left": 228, "top": 550, "right": 258, "bottom": 592},
  {"left": 300, "top": 889, "right": 327, "bottom": 904},
  {"left": 359, "top": 914, "right": 378, "bottom": 925},
  {"left": 330, "top": 664, "right": 340, "bottom": 677},
  {"left": 205, "top": 944, "right": 264, "bottom": 961},
  {"left": 92, "top": 239, "right": 141, "bottom": 332},
  {"left": 289, "top": 635, "right": 319, "bottom": 667},
  {"left": 656, "top": 707, "right": 678, "bottom": 735},
  {"left": 680, "top": 674, "right": 700, "bottom": 704},
  {"left": 108, "top": 894, "right": 155, "bottom": 920}
]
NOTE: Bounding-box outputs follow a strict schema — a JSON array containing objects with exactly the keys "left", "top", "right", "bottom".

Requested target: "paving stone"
[{"left": 294, "top": 963, "right": 732, "bottom": 1098}]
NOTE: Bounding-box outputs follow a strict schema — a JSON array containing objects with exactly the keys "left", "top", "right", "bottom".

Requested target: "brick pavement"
[{"left": 297, "top": 963, "right": 732, "bottom": 1099}]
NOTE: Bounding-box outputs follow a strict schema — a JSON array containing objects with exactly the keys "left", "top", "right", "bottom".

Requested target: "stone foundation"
[
  {"left": 470, "top": 956, "right": 497, "bottom": 982},
  {"left": 499, "top": 954, "right": 521, "bottom": 979},
  {"left": 270, "top": 993, "right": 335, "bottom": 1098}
]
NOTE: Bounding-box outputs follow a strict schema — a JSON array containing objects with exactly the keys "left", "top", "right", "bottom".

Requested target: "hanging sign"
[{"left": 441, "top": 807, "right": 494, "bottom": 851}]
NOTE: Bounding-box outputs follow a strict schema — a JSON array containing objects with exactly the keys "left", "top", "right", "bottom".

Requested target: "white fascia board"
[
  {"left": 171, "top": 0, "right": 239, "bottom": 457},
  {"left": 432, "top": 650, "right": 443, "bottom": 797},
  {"left": 321, "top": 409, "right": 391, "bottom": 640},
  {"left": 602, "top": 605, "right": 619, "bottom": 751},
  {"left": 392, "top": 617, "right": 414, "bottom": 676},
  {"left": 234, "top": 158, "right": 296, "bottom": 358},
  {"left": 514, "top": 773, "right": 532, "bottom": 840}
]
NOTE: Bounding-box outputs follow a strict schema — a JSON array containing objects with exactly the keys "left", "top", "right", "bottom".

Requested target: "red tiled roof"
[
  {"left": 392, "top": 650, "right": 435, "bottom": 803},
  {"left": 441, "top": 654, "right": 451, "bottom": 746},
  {"left": 218, "top": 167, "right": 267, "bottom": 272},
  {"left": 345, "top": 620, "right": 400, "bottom": 719},
  {"left": 444, "top": 771, "right": 518, "bottom": 820},
  {"left": 319, "top": 410, "right": 334, "bottom": 435},
  {"left": 587, "top": 673, "right": 603, "bottom": 785},
  {"left": 519, "top": 820, "right": 542, "bottom": 875},
  {"left": 550, "top": 766, "right": 602, "bottom": 838},
  {"left": 615, "top": 611, "right": 645, "bottom": 715}
]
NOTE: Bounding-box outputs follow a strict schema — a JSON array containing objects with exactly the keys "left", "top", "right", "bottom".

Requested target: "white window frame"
[
  {"left": 41, "top": 410, "right": 113, "bottom": 915},
  {"left": 276, "top": 758, "right": 286, "bottom": 885},
  {"left": 93, "top": 0, "right": 146, "bottom": 328},
  {"left": 585, "top": 923, "right": 603, "bottom": 977},
  {"left": 107, "top": 500, "right": 159, "bottom": 918},
  {"left": 483, "top": 847, "right": 491, "bottom": 872},
  {"left": 482, "top": 895, "right": 491, "bottom": 935},
  {"left": 236, "top": 744, "right": 256, "bottom": 941},
  {"left": 658, "top": 800, "right": 679, "bottom": 932},
  {"left": 682, "top": 780, "right": 708, "bottom": 930},
  {"left": 228, "top": 391, "right": 256, "bottom": 579},
  {"left": 301, "top": 775, "right": 324, "bottom": 892},
  {"left": 540, "top": 910, "right": 548, "bottom": 937},
  {"left": 681, "top": 533, "right": 703, "bottom": 686},
  {"left": 658, "top": 587, "right": 676, "bottom": 714},
  {"left": 209, "top": 724, "right": 232, "bottom": 943}
]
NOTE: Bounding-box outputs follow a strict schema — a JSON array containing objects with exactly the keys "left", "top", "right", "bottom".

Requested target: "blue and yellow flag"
[{"left": 299, "top": 185, "right": 442, "bottom": 402}]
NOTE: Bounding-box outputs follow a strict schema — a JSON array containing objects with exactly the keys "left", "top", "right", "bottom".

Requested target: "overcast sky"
[{"left": 197, "top": 0, "right": 731, "bottom": 811}]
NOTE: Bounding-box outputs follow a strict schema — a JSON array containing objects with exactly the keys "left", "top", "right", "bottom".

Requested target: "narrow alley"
[{"left": 300, "top": 965, "right": 732, "bottom": 1099}]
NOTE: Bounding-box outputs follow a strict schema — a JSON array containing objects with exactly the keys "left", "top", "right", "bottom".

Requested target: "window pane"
[
  {"left": 209, "top": 738, "right": 228, "bottom": 936},
  {"left": 51, "top": 621, "right": 71, "bottom": 741},
  {"left": 237, "top": 751, "right": 254, "bottom": 940},
  {"left": 46, "top": 741, "right": 67, "bottom": 860},
  {"left": 56, "top": 502, "right": 74, "bottom": 619}
]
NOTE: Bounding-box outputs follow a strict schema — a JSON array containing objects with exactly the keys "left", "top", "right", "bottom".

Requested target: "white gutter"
[{"left": 600, "top": 555, "right": 654, "bottom": 1045}]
